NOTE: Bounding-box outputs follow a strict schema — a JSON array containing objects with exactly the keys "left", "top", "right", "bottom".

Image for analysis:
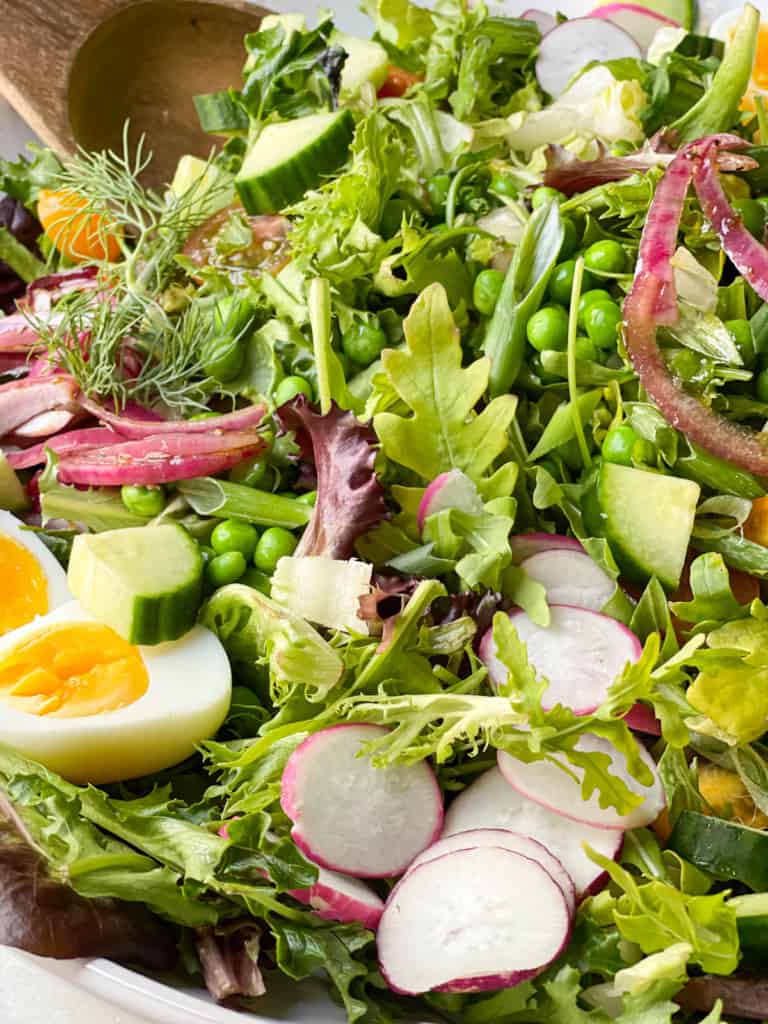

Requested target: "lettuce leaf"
[{"left": 374, "top": 283, "right": 517, "bottom": 482}]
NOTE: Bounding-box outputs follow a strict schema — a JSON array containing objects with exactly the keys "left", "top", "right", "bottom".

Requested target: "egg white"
[
  {"left": 709, "top": 7, "right": 758, "bottom": 41},
  {"left": 0, "top": 510, "right": 71, "bottom": 623},
  {"left": 0, "top": 601, "right": 232, "bottom": 784}
]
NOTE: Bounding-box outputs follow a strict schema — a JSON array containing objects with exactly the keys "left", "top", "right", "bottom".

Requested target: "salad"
[{"left": 4, "top": 0, "right": 768, "bottom": 1019}]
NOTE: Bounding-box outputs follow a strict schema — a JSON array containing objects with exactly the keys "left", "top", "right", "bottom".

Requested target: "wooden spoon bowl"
[{"left": 0, "top": 0, "right": 270, "bottom": 187}]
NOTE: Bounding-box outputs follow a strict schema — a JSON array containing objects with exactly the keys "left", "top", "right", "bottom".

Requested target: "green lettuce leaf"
[{"left": 374, "top": 283, "right": 517, "bottom": 482}]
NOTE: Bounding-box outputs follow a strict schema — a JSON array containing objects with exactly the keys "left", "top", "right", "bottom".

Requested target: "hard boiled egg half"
[
  {"left": 0, "top": 510, "right": 71, "bottom": 637},
  {"left": 709, "top": 6, "right": 768, "bottom": 112},
  {"left": 0, "top": 601, "right": 231, "bottom": 783}
]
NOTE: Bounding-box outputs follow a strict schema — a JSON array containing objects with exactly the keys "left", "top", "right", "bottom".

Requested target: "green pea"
[
  {"left": 343, "top": 322, "right": 388, "bottom": 366},
  {"left": 473, "top": 269, "right": 506, "bottom": 316},
  {"left": 602, "top": 425, "right": 638, "bottom": 466},
  {"left": 548, "top": 260, "right": 596, "bottom": 306},
  {"left": 211, "top": 519, "right": 259, "bottom": 558},
  {"left": 120, "top": 484, "right": 165, "bottom": 518},
  {"left": 202, "top": 335, "right": 244, "bottom": 382},
  {"left": 427, "top": 173, "right": 451, "bottom": 215},
  {"left": 253, "top": 527, "right": 298, "bottom": 574},
  {"left": 531, "top": 186, "right": 565, "bottom": 209},
  {"left": 574, "top": 336, "right": 598, "bottom": 361},
  {"left": 578, "top": 289, "right": 613, "bottom": 327},
  {"left": 584, "top": 300, "right": 622, "bottom": 349},
  {"left": 490, "top": 172, "right": 518, "bottom": 199},
  {"left": 296, "top": 490, "right": 317, "bottom": 506},
  {"left": 758, "top": 196, "right": 768, "bottom": 217},
  {"left": 757, "top": 367, "right": 768, "bottom": 403},
  {"left": 734, "top": 197, "right": 766, "bottom": 240},
  {"left": 526, "top": 305, "right": 570, "bottom": 352},
  {"left": 207, "top": 551, "right": 247, "bottom": 587},
  {"left": 583, "top": 240, "right": 626, "bottom": 275},
  {"left": 240, "top": 567, "right": 272, "bottom": 595},
  {"left": 558, "top": 218, "right": 578, "bottom": 261},
  {"left": 274, "top": 375, "right": 312, "bottom": 405},
  {"left": 725, "top": 318, "right": 755, "bottom": 367}
]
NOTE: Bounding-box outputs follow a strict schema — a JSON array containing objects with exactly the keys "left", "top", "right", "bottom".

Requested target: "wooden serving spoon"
[{"left": 0, "top": 0, "right": 271, "bottom": 187}]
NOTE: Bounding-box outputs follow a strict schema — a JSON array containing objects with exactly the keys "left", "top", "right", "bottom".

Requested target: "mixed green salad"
[{"left": 6, "top": 0, "right": 768, "bottom": 1019}]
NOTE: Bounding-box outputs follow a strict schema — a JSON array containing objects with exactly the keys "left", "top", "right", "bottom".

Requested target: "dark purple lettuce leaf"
[
  {"left": 0, "top": 813, "right": 176, "bottom": 969},
  {"left": 431, "top": 590, "right": 513, "bottom": 651},
  {"left": 542, "top": 144, "right": 670, "bottom": 196},
  {"left": 0, "top": 195, "right": 42, "bottom": 313},
  {"left": 276, "top": 397, "right": 388, "bottom": 559},
  {"left": 677, "top": 973, "right": 768, "bottom": 1020}
]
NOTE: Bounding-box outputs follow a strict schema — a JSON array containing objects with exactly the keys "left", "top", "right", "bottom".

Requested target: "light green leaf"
[{"left": 374, "top": 283, "right": 517, "bottom": 481}]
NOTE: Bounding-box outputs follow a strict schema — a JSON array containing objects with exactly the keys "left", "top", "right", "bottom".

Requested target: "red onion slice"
[{"left": 79, "top": 397, "right": 266, "bottom": 439}]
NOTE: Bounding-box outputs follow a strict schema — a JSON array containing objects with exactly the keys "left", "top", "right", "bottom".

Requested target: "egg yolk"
[
  {"left": 0, "top": 623, "right": 148, "bottom": 718},
  {"left": 0, "top": 535, "right": 48, "bottom": 637}
]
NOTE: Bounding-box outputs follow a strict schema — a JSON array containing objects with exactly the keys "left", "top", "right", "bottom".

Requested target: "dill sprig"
[{"left": 32, "top": 126, "right": 239, "bottom": 413}]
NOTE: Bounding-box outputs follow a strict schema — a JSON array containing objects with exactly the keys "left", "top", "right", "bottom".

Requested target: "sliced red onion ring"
[
  {"left": 79, "top": 397, "right": 267, "bottom": 439},
  {"left": 7, "top": 427, "right": 118, "bottom": 469},
  {"left": 56, "top": 431, "right": 265, "bottom": 486},
  {"left": 624, "top": 133, "right": 768, "bottom": 475}
]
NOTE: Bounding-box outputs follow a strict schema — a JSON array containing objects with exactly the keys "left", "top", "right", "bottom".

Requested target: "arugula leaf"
[
  {"left": 657, "top": 745, "right": 703, "bottom": 828},
  {"left": 587, "top": 852, "right": 739, "bottom": 975},
  {"left": 670, "top": 552, "right": 749, "bottom": 627},
  {"left": 374, "top": 283, "right": 517, "bottom": 482}
]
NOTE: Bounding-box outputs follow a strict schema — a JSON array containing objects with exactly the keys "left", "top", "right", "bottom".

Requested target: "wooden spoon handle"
[{"left": 0, "top": 0, "right": 122, "bottom": 154}]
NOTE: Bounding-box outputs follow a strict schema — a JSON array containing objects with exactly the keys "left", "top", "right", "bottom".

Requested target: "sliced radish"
[
  {"left": 417, "top": 469, "right": 484, "bottom": 532},
  {"left": 624, "top": 701, "right": 662, "bottom": 736},
  {"left": 535, "top": 18, "right": 642, "bottom": 97},
  {"left": 444, "top": 767, "right": 622, "bottom": 898},
  {"left": 498, "top": 733, "right": 666, "bottom": 831},
  {"left": 480, "top": 605, "right": 642, "bottom": 715},
  {"left": 520, "top": 549, "right": 615, "bottom": 612},
  {"left": 280, "top": 724, "right": 443, "bottom": 878},
  {"left": 377, "top": 846, "right": 572, "bottom": 995},
  {"left": 522, "top": 7, "right": 557, "bottom": 33},
  {"left": 407, "top": 828, "right": 575, "bottom": 914},
  {"left": 290, "top": 867, "right": 384, "bottom": 930},
  {"left": 591, "top": 4, "right": 677, "bottom": 50},
  {"left": 510, "top": 532, "right": 583, "bottom": 565}
]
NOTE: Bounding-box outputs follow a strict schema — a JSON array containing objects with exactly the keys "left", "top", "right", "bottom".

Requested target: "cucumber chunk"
[
  {"left": 598, "top": 462, "right": 699, "bottom": 588},
  {"left": 169, "top": 155, "right": 234, "bottom": 219},
  {"left": 235, "top": 110, "right": 355, "bottom": 214},
  {"left": 332, "top": 31, "right": 389, "bottom": 97},
  {"left": 68, "top": 524, "right": 203, "bottom": 645},
  {"left": 0, "top": 454, "right": 28, "bottom": 513},
  {"left": 193, "top": 91, "right": 249, "bottom": 136},
  {"left": 668, "top": 810, "right": 768, "bottom": 891},
  {"left": 729, "top": 893, "right": 768, "bottom": 962}
]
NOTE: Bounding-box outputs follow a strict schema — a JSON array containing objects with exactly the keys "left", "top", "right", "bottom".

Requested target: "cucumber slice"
[
  {"left": 598, "top": 463, "right": 699, "bottom": 588},
  {"left": 68, "top": 524, "right": 203, "bottom": 645},
  {"left": 0, "top": 454, "right": 28, "bottom": 513},
  {"left": 668, "top": 810, "right": 768, "bottom": 891},
  {"left": 729, "top": 893, "right": 768, "bottom": 962},
  {"left": 194, "top": 91, "right": 249, "bottom": 136},
  {"left": 235, "top": 110, "right": 355, "bottom": 215},
  {"left": 332, "top": 31, "right": 389, "bottom": 97}
]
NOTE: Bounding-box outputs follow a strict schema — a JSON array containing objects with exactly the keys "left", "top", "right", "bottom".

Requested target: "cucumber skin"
[
  {"left": 235, "top": 110, "right": 355, "bottom": 215},
  {"left": 127, "top": 568, "right": 203, "bottom": 646},
  {"left": 669, "top": 810, "right": 768, "bottom": 891}
]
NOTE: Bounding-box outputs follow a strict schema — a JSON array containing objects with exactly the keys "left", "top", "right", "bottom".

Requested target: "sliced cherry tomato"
[
  {"left": 377, "top": 65, "right": 424, "bottom": 98},
  {"left": 37, "top": 189, "right": 122, "bottom": 263},
  {"left": 182, "top": 205, "right": 291, "bottom": 280}
]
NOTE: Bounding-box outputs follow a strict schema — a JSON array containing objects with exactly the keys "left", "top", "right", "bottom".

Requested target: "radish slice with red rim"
[
  {"left": 510, "top": 532, "right": 583, "bottom": 565},
  {"left": 281, "top": 723, "right": 443, "bottom": 878},
  {"left": 377, "top": 846, "right": 572, "bottom": 995},
  {"left": 407, "top": 828, "right": 575, "bottom": 913},
  {"left": 444, "top": 767, "right": 622, "bottom": 898},
  {"left": 590, "top": 3, "right": 677, "bottom": 49},
  {"left": 290, "top": 867, "right": 384, "bottom": 930},
  {"left": 624, "top": 701, "right": 662, "bottom": 735},
  {"left": 480, "top": 605, "right": 642, "bottom": 714},
  {"left": 520, "top": 549, "right": 615, "bottom": 612},
  {"left": 417, "top": 468, "right": 484, "bottom": 532},
  {"left": 535, "top": 18, "right": 641, "bottom": 97},
  {"left": 497, "top": 734, "right": 666, "bottom": 831}
]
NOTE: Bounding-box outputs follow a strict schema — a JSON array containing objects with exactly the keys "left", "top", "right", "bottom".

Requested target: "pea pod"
[{"left": 484, "top": 201, "right": 564, "bottom": 396}]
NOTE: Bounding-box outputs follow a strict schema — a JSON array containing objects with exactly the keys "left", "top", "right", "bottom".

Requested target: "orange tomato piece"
[
  {"left": 377, "top": 65, "right": 424, "bottom": 98},
  {"left": 37, "top": 188, "right": 122, "bottom": 263},
  {"left": 744, "top": 496, "right": 768, "bottom": 548}
]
